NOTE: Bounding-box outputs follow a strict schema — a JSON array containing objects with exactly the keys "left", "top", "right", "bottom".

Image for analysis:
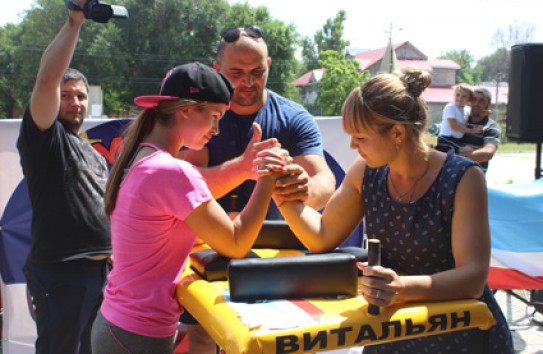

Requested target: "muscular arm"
[
  {"left": 179, "top": 147, "right": 255, "bottom": 198},
  {"left": 291, "top": 154, "right": 335, "bottom": 210},
  {"left": 178, "top": 122, "right": 280, "bottom": 199},
  {"left": 277, "top": 156, "right": 364, "bottom": 253},
  {"left": 30, "top": 7, "right": 86, "bottom": 131},
  {"left": 460, "top": 142, "right": 498, "bottom": 163}
]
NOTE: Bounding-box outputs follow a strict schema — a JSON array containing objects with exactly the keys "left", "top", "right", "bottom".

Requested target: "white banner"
[{"left": 0, "top": 116, "right": 358, "bottom": 352}]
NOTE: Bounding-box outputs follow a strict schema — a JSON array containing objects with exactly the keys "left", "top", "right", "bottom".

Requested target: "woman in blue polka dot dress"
[{"left": 275, "top": 67, "right": 513, "bottom": 353}]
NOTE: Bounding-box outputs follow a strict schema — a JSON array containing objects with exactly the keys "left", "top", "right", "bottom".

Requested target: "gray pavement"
[
  {"left": 486, "top": 152, "right": 539, "bottom": 185},
  {"left": 495, "top": 290, "right": 543, "bottom": 354}
]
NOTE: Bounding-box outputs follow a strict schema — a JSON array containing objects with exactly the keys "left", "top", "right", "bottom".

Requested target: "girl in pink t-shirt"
[{"left": 91, "top": 63, "right": 288, "bottom": 353}]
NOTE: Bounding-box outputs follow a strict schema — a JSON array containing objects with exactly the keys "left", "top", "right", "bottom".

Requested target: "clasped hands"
[
  {"left": 243, "top": 123, "right": 310, "bottom": 205},
  {"left": 253, "top": 146, "right": 310, "bottom": 206}
]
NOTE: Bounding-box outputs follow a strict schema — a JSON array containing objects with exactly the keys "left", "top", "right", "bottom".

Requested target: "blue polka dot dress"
[{"left": 361, "top": 151, "right": 513, "bottom": 354}]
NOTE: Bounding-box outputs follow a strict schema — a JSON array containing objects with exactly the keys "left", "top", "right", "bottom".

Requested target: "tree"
[
  {"left": 93, "top": 0, "right": 230, "bottom": 114},
  {"left": 0, "top": 24, "right": 25, "bottom": 118},
  {"left": 491, "top": 21, "right": 536, "bottom": 49},
  {"left": 222, "top": 3, "right": 300, "bottom": 100},
  {"left": 438, "top": 50, "right": 476, "bottom": 85},
  {"left": 476, "top": 48, "right": 509, "bottom": 83},
  {"left": 314, "top": 10, "right": 350, "bottom": 56},
  {"left": 300, "top": 36, "right": 319, "bottom": 72},
  {"left": 316, "top": 50, "right": 369, "bottom": 116},
  {"left": 0, "top": 0, "right": 68, "bottom": 118},
  {"left": 0, "top": 0, "right": 301, "bottom": 117},
  {"left": 475, "top": 21, "right": 536, "bottom": 85}
]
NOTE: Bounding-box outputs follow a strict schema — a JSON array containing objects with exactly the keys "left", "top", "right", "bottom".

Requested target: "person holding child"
[{"left": 437, "top": 83, "right": 483, "bottom": 153}]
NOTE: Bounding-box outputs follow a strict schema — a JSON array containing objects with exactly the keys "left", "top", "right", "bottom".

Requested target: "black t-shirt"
[{"left": 17, "top": 107, "right": 111, "bottom": 264}]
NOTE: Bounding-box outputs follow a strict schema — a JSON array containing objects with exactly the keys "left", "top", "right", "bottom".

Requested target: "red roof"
[
  {"left": 422, "top": 86, "right": 456, "bottom": 103},
  {"left": 293, "top": 68, "right": 324, "bottom": 87},
  {"left": 422, "top": 85, "right": 509, "bottom": 104},
  {"left": 398, "top": 59, "right": 459, "bottom": 71},
  {"left": 354, "top": 42, "right": 406, "bottom": 69},
  {"left": 293, "top": 41, "right": 508, "bottom": 105}
]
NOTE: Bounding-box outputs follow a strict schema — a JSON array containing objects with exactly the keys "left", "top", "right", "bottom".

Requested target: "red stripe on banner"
[
  {"left": 290, "top": 299, "right": 326, "bottom": 320},
  {"left": 488, "top": 267, "right": 543, "bottom": 290}
]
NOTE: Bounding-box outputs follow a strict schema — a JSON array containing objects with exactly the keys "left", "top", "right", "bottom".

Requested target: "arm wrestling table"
[{"left": 176, "top": 247, "right": 496, "bottom": 354}]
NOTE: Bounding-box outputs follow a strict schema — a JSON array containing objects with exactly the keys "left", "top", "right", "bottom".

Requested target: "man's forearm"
[
  {"left": 198, "top": 156, "right": 250, "bottom": 199},
  {"left": 461, "top": 146, "right": 496, "bottom": 163}
]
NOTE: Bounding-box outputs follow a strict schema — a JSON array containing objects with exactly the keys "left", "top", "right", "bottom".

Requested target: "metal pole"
[{"left": 536, "top": 142, "right": 542, "bottom": 180}]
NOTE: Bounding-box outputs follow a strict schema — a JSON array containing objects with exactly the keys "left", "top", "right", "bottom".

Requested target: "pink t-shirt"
[{"left": 101, "top": 148, "right": 212, "bottom": 337}]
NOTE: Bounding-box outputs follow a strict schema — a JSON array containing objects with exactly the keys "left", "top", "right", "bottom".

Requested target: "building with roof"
[{"left": 294, "top": 41, "right": 508, "bottom": 124}]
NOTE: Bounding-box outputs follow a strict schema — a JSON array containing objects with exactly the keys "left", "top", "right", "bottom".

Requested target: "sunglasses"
[{"left": 221, "top": 26, "right": 265, "bottom": 43}]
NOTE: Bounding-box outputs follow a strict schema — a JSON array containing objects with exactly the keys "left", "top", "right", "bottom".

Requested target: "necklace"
[{"left": 389, "top": 157, "right": 431, "bottom": 203}]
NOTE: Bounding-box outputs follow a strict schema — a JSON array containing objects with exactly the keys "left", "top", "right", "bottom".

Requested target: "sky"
[{"left": 2, "top": 0, "right": 543, "bottom": 60}]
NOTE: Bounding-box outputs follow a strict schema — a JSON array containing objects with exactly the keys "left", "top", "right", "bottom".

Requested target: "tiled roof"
[
  {"left": 422, "top": 85, "right": 509, "bottom": 104},
  {"left": 295, "top": 42, "right": 460, "bottom": 86},
  {"left": 398, "top": 59, "right": 459, "bottom": 71},
  {"left": 354, "top": 42, "right": 406, "bottom": 66},
  {"left": 422, "top": 86, "right": 456, "bottom": 103},
  {"left": 293, "top": 68, "right": 324, "bottom": 87}
]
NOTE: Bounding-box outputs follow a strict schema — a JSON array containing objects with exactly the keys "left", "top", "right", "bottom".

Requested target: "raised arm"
[{"left": 30, "top": 1, "right": 86, "bottom": 131}]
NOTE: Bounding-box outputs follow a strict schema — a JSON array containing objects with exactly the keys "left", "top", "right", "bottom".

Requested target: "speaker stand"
[{"left": 536, "top": 142, "right": 542, "bottom": 180}]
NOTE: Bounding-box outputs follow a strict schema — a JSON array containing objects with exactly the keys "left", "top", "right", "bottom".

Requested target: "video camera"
[{"left": 65, "top": 0, "right": 129, "bottom": 23}]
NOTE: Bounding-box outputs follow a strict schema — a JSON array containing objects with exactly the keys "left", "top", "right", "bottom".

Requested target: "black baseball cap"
[{"left": 134, "top": 62, "right": 234, "bottom": 108}]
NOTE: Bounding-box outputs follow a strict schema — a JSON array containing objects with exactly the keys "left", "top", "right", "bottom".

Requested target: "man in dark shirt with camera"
[{"left": 17, "top": 2, "right": 111, "bottom": 353}]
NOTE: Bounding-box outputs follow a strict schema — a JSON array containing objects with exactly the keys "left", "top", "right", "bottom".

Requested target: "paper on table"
[{"left": 224, "top": 291, "right": 319, "bottom": 330}]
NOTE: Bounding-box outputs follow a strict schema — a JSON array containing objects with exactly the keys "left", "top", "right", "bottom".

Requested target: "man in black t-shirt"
[
  {"left": 16, "top": 2, "right": 111, "bottom": 353},
  {"left": 458, "top": 87, "right": 501, "bottom": 173}
]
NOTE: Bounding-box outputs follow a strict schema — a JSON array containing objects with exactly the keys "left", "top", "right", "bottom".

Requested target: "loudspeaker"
[{"left": 507, "top": 43, "right": 543, "bottom": 142}]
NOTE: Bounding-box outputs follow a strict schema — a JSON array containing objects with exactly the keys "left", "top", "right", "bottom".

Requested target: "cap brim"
[{"left": 134, "top": 96, "right": 179, "bottom": 108}]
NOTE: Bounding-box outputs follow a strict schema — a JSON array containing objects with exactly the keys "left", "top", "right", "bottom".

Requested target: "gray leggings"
[{"left": 91, "top": 311, "right": 175, "bottom": 354}]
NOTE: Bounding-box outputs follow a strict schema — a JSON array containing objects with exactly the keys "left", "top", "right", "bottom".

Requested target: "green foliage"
[
  {"left": 0, "top": 0, "right": 68, "bottom": 118},
  {"left": 222, "top": 3, "right": 300, "bottom": 98},
  {"left": 316, "top": 50, "right": 369, "bottom": 116},
  {"left": 477, "top": 48, "right": 510, "bottom": 83},
  {"left": 438, "top": 49, "right": 475, "bottom": 85},
  {"left": 314, "top": 10, "right": 350, "bottom": 56},
  {"left": 92, "top": 0, "right": 230, "bottom": 114},
  {"left": 300, "top": 36, "right": 319, "bottom": 72},
  {"left": 0, "top": 24, "right": 25, "bottom": 118},
  {"left": 299, "top": 10, "right": 351, "bottom": 77},
  {"left": 0, "top": 0, "right": 300, "bottom": 117},
  {"left": 3, "top": 2, "right": 521, "bottom": 119}
]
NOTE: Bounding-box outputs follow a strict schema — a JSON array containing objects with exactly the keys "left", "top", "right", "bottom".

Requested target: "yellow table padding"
[{"left": 176, "top": 247, "right": 496, "bottom": 354}]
